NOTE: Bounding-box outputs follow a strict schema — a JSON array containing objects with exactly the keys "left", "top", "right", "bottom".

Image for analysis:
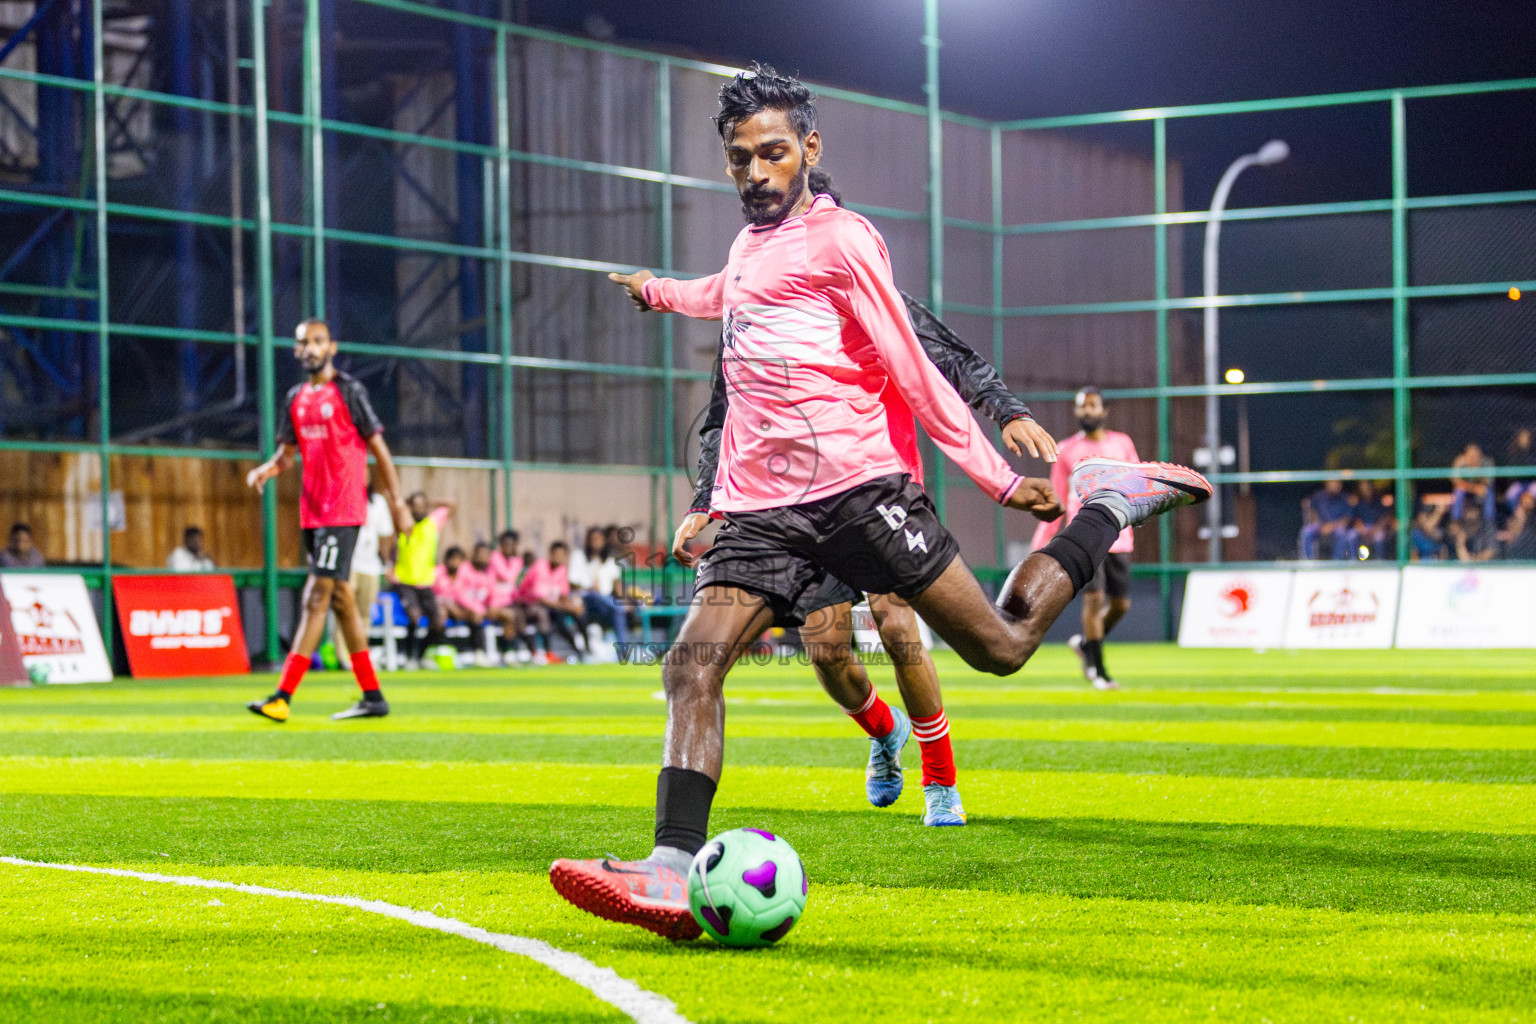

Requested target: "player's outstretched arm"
[
  {"left": 615, "top": 267, "right": 727, "bottom": 321},
  {"left": 1005, "top": 478, "right": 1064, "bottom": 521},
  {"left": 822, "top": 222, "right": 1022, "bottom": 505},
  {"left": 607, "top": 270, "right": 656, "bottom": 310},
  {"left": 900, "top": 293, "right": 1058, "bottom": 463},
  {"left": 245, "top": 443, "right": 294, "bottom": 492},
  {"left": 367, "top": 433, "right": 414, "bottom": 535}
]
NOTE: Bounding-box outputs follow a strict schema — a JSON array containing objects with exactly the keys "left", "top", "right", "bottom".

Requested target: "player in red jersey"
[
  {"left": 1033, "top": 386, "right": 1141, "bottom": 688},
  {"left": 245, "top": 318, "right": 414, "bottom": 722}
]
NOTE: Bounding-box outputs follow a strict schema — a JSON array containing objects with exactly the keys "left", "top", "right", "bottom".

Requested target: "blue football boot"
[
  {"left": 865, "top": 705, "right": 911, "bottom": 807},
  {"left": 922, "top": 783, "right": 968, "bottom": 826}
]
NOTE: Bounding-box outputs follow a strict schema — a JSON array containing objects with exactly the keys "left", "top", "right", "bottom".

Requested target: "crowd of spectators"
[
  {"left": 1301, "top": 430, "right": 1536, "bottom": 563},
  {"left": 376, "top": 495, "right": 637, "bottom": 669}
]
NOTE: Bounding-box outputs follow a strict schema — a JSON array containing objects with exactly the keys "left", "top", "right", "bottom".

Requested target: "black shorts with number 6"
[
  {"left": 302, "top": 525, "right": 360, "bottom": 581},
  {"left": 693, "top": 474, "right": 960, "bottom": 627}
]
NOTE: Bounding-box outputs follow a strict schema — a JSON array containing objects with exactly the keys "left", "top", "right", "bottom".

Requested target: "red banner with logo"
[{"left": 112, "top": 575, "right": 250, "bottom": 677}]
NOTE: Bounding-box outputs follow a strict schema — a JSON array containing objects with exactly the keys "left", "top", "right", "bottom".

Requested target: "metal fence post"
[
  {"left": 91, "top": 0, "right": 112, "bottom": 650},
  {"left": 657, "top": 59, "right": 676, "bottom": 535},
  {"left": 1154, "top": 117, "right": 1173, "bottom": 638},
  {"left": 304, "top": 0, "right": 326, "bottom": 317},
  {"left": 1391, "top": 93, "right": 1412, "bottom": 564},
  {"left": 495, "top": 28, "right": 515, "bottom": 531},
  {"left": 991, "top": 123, "right": 1005, "bottom": 570},
  {"left": 253, "top": 0, "right": 280, "bottom": 663},
  {"left": 923, "top": 0, "right": 946, "bottom": 521}
]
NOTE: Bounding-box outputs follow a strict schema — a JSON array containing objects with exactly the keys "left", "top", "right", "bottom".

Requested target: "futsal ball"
[{"left": 687, "top": 827, "right": 807, "bottom": 947}]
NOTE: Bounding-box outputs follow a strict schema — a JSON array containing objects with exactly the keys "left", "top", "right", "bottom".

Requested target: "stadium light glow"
[
  {"left": 1512, "top": 287, "right": 1522, "bottom": 300},
  {"left": 1225, "top": 368, "right": 1245, "bottom": 384}
]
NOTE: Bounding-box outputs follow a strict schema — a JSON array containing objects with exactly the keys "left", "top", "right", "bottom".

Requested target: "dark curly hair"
[
  {"left": 807, "top": 167, "right": 842, "bottom": 206},
  {"left": 714, "top": 63, "right": 817, "bottom": 143}
]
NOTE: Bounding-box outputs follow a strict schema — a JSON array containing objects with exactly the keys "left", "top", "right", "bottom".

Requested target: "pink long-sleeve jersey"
[
  {"left": 1031, "top": 429, "right": 1140, "bottom": 554},
  {"left": 434, "top": 563, "right": 492, "bottom": 617},
  {"left": 642, "top": 193, "right": 1022, "bottom": 513}
]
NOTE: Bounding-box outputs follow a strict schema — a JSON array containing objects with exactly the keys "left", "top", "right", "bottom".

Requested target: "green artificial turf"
[{"left": 1, "top": 644, "right": 1532, "bottom": 1022}]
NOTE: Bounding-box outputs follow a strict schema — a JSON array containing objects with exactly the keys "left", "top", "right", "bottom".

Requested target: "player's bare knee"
[
  {"left": 305, "top": 580, "right": 334, "bottom": 614},
  {"left": 661, "top": 656, "right": 722, "bottom": 702},
  {"left": 875, "top": 604, "right": 917, "bottom": 651}
]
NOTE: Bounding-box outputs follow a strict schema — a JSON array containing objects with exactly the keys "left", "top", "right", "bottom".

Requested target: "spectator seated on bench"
[{"left": 1299, "top": 479, "right": 1357, "bottom": 560}]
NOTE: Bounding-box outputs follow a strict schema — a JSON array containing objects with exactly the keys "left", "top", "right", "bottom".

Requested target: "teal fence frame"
[{"left": 1, "top": 0, "right": 1532, "bottom": 655}]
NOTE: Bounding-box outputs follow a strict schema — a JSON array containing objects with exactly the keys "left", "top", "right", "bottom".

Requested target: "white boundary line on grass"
[{"left": 0, "top": 857, "right": 692, "bottom": 1024}]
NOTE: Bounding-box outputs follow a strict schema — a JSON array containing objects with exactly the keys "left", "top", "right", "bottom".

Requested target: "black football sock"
[
  {"left": 1096, "top": 642, "right": 1111, "bottom": 679},
  {"left": 1038, "top": 504, "right": 1121, "bottom": 593},
  {"left": 654, "top": 765, "right": 717, "bottom": 857},
  {"left": 1082, "top": 638, "right": 1103, "bottom": 674}
]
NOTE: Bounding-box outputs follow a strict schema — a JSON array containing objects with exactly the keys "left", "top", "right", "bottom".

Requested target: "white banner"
[
  {"left": 1395, "top": 566, "right": 1536, "bottom": 649},
  {"left": 0, "top": 573, "right": 114, "bottom": 683},
  {"left": 851, "top": 599, "right": 933, "bottom": 655},
  {"left": 1283, "top": 569, "right": 1402, "bottom": 648},
  {"left": 1178, "top": 570, "right": 1292, "bottom": 648}
]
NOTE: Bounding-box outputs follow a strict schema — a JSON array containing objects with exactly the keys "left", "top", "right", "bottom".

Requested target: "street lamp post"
[{"left": 1202, "top": 139, "right": 1289, "bottom": 561}]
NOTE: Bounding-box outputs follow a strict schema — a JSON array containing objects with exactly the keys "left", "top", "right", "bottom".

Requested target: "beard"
[
  {"left": 300, "top": 353, "right": 328, "bottom": 374},
  {"left": 1077, "top": 415, "right": 1105, "bottom": 433},
  {"left": 739, "top": 163, "right": 808, "bottom": 226}
]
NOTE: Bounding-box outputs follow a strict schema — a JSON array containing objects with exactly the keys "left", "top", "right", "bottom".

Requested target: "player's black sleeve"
[
  {"left": 900, "top": 291, "right": 1032, "bottom": 428},
  {"left": 275, "top": 383, "right": 302, "bottom": 446},
  {"left": 336, "top": 372, "right": 385, "bottom": 439},
  {"left": 690, "top": 337, "right": 728, "bottom": 515}
]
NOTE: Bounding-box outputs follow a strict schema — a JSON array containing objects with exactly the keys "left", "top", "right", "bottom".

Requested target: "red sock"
[
  {"left": 911, "top": 709, "right": 956, "bottom": 786},
  {"left": 351, "top": 649, "right": 382, "bottom": 694},
  {"left": 277, "top": 652, "right": 309, "bottom": 699},
  {"left": 846, "top": 687, "right": 895, "bottom": 739}
]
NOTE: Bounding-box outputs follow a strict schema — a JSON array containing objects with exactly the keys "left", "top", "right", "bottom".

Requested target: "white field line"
[{"left": 0, "top": 857, "right": 691, "bottom": 1024}]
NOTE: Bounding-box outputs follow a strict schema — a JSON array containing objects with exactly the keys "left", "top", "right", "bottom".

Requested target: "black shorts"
[
  {"left": 791, "top": 574, "right": 862, "bottom": 625},
  {"left": 694, "top": 474, "right": 959, "bottom": 627},
  {"left": 394, "top": 583, "right": 438, "bottom": 626},
  {"left": 1084, "top": 552, "right": 1132, "bottom": 600},
  {"left": 302, "top": 526, "right": 360, "bottom": 581}
]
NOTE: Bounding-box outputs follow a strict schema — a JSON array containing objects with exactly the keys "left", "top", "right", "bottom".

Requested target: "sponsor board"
[
  {"left": 1178, "top": 570, "right": 1292, "bottom": 648},
  {"left": 112, "top": 575, "right": 251, "bottom": 677},
  {"left": 0, "top": 583, "right": 28, "bottom": 685},
  {"left": 1283, "top": 570, "right": 1402, "bottom": 648},
  {"left": 1395, "top": 566, "right": 1536, "bottom": 649},
  {"left": 850, "top": 599, "right": 933, "bottom": 656},
  {"left": 0, "top": 573, "right": 114, "bottom": 683}
]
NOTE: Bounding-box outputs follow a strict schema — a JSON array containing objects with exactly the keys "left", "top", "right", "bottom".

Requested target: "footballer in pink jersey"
[
  {"left": 672, "top": 168, "right": 1061, "bottom": 831},
  {"left": 549, "top": 64, "right": 1211, "bottom": 942},
  {"left": 1032, "top": 387, "right": 1141, "bottom": 689}
]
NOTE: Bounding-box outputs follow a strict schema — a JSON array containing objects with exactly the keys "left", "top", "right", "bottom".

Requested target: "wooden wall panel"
[{"left": 0, "top": 451, "right": 300, "bottom": 569}]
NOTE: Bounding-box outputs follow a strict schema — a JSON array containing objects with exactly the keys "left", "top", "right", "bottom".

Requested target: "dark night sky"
[{"left": 523, "top": 0, "right": 1536, "bottom": 205}]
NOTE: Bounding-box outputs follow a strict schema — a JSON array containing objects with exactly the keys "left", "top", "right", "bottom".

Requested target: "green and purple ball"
[{"left": 687, "top": 828, "right": 808, "bottom": 948}]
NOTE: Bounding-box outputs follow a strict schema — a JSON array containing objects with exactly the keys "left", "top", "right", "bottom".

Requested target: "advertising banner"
[
  {"left": 0, "top": 582, "right": 29, "bottom": 685},
  {"left": 1178, "top": 570, "right": 1293, "bottom": 648},
  {"left": 112, "top": 575, "right": 251, "bottom": 677},
  {"left": 1395, "top": 566, "right": 1536, "bottom": 649},
  {"left": 851, "top": 599, "right": 934, "bottom": 656},
  {"left": 0, "top": 573, "right": 114, "bottom": 683},
  {"left": 1283, "top": 569, "right": 1402, "bottom": 648}
]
